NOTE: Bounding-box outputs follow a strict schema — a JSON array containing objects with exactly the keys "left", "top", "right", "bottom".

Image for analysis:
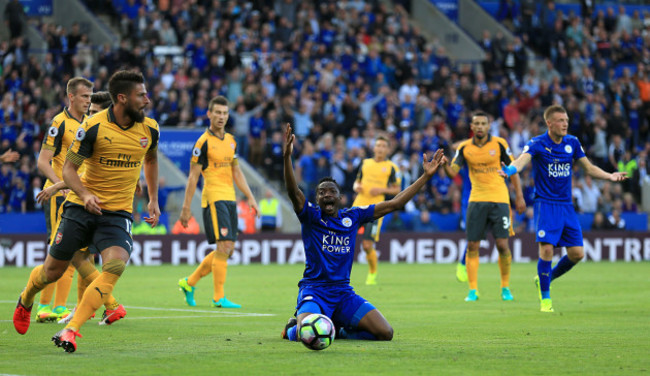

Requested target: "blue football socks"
[
  {"left": 537, "top": 258, "right": 552, "bottom": 300},
  {"left": 287, "top": 326, "right": 297, "bottom": 341},
  {"left": 460, "top": 247, "right": 467, "bottom": 266},
  {"left": 551, "top": 255, "right": 576, "bottom": 281}
]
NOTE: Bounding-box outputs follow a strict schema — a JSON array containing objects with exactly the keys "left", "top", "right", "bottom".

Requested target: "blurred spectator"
[
  {"left": 4, "top": 0, "right": 26, "bottom": 40},
  {"left": 621, "top": 192, "right": 638, "bottom": 213},
  {"left": 591, "top": 211, "right": 608, "bottom": 230},
  {"left": 258, "top": 189, "right": 282, "bottom": 232},
  {"left": 580, "top": 175, "right": 601, "bottom": 213},
  {"left": 413, "top": 210, "right": 437, "bottom": 232},
  {"left": 237, "top": 196, "right": 257, "bottom": 234},
  {"left": 607, "top": 208, "right": 626, "bottom": 230}
]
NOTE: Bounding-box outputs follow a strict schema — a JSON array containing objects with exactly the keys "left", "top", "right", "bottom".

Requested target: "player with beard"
[
  {"left": 37, "top": 90, "right": 128, "bottom": 326},
  {"left": 281, "top": 124, "right": 446, "bottom": 342},
  {"left": 13, "top": 70, "right": 160, "bottom": 353},
  {"left": 443, "top": 111, "right": 526, "bottom": 302}
]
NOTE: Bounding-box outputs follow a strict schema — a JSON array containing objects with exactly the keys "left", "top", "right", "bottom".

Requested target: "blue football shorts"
[
  {"left": 534, "top": 201, "right": 583, "bottom": 247},
  {"left": 295, "top": 284, "right": 376, "bottom": 330}
]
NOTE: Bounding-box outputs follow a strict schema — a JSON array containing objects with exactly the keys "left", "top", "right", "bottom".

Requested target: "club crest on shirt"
[
  {"left": 140, "top": 137, "right": 149, "bottom": 148},
  {"left": 220, "top": 227, "right": 228, "bottom": 236},
  {"left": 48, "top": 126, "right": 58, "bottom": 137},
  {"left": 230, "top": 143, "right": 235, "bottom": 150},
  {"left": 55, "top": 232, "right": 63, "bottom": 244},
  {"left": 489, "top": 149, "right": 496, "bottom": 156},
  {"left": 565, "top": 145, "right": 572, "bottom": 153},
  {"left": 342, "top": 218, "right": 352, "bottom": 227}
]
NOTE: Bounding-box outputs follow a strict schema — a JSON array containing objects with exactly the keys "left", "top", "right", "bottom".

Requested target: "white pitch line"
[
  {"left": 0, "top": 300, "right": 275, "bottom": 318},
  {"left": 0, "top": 315, "right": 266, "bottom": 323},
  {"left": 124, "top": 305, "right": 274, "bottom": 316}
]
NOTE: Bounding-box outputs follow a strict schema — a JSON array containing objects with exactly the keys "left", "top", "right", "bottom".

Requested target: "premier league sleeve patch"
[
  {"left": 48, "top": 126, "right": 59, "bottom": 137},
  {"left": 75, "top": 128, "right": 86, "bottom": 141},
  {"left": 192, "top": 147, "right": 201, "bottom": 157}
]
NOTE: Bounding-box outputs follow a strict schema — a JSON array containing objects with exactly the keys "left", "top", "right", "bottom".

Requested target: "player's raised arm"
[
  {"left": 499, "top": 152, "right": 532, "bottom": 178},
  {"left": 283, "top": 123, "right": 306, "bottom": 213},
  {"left": 576, "top": 156, "right": 628, "bottom": 182},
  {"left": 373, "top": 149, "right": 446, "bottom": 219}
]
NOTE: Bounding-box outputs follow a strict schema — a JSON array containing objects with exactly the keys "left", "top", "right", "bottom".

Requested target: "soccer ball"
[{"left": 299, "top": 313, "right": 335, "bottom": 350}]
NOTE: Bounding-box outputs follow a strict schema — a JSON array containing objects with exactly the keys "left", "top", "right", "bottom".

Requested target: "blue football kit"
[
  {"left": 523, "top": 132, "right": 586, "bottom": 247},
  {"left": 294, "top": 202, "right": 377, "bottom": 329}
]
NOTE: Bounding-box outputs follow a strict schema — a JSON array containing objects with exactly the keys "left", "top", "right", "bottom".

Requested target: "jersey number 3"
[{"left": 502, "top": 216, "right": 511, "bottom": 230}]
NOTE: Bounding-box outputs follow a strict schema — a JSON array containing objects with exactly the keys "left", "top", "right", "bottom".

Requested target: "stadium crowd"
[{"left": 0, "top": 0, "right": 649, "bottom": 231}]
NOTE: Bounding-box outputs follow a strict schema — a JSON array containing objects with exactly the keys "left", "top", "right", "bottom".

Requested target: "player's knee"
[
  {"left": 102, "top": 259, "right": 126, "bottom": 276},
  {"left": 376, "top": 325, "right": 393, "bottom": 341},
  {"left": 43, "top": 266, "right": 64, "bottom": 282},
  {"left": 569, "top": 249, "right": 584, "bottom": 262}
]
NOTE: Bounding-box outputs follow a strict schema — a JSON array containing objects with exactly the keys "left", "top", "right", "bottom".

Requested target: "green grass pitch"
[{"left": 1, "top": 262, "right": 648, "bottom": 375}]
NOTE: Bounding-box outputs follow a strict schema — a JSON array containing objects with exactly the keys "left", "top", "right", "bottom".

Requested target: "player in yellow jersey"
[
  {"left": 177, "top": 96, "right": 259, "bottom": 308},
  {"left": 352, "top": 135, "right": 402, "bottom": 285},
  {"left": 34, "top": 77, "right": 92, "bottom": 323},
  {"left": 443, "top": 112, "right": 526, "bottom": 302},
  {"left": 37, "top": 91, "right": 128, "bottom": 326},
  {"left": 13, "top": 70, "right": 160, "bottom": 353}
]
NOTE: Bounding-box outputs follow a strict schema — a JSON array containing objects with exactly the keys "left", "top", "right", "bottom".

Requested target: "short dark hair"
[
  {"left": 91, "top": 91, "right": 112, "bottom": 109},
  {"left": 208, "top": 96, "right": 229, "bottom": 111},
  {"left": 543, "top": 105, "right": 567, "bottom": 122},
  {"left": 67, "top": 77, "right": 93, "bottom": 95},
  {"left": 471, "top": 111, "right": 489, "bottom": 120},
  {"left": 108, "top": 70, "right": 145, "bottom": 103},
  {"left": 317, "top": 177, "right": 341, "bottom": 191}
]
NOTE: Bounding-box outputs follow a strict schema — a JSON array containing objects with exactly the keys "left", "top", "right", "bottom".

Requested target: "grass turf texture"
[{"left": 1, "top": 262, "right": 648, "bottom": 375}]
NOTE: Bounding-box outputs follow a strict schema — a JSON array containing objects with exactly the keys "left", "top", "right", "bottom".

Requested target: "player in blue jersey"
[
  {"left": 281, "top": 124, "right": 446, "bottom": 341},
  {"left": 500, "top": 105, "right": 627, "bottom": 312}
]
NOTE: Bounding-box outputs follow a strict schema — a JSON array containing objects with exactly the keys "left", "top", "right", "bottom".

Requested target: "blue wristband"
[{"left": 502, "top": 165, "right": 517, "bottom": 177}]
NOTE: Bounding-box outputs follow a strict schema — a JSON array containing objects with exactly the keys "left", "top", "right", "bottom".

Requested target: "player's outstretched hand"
[
  {"left": 422, "top": 149, "right": 446, "bottom": 177},
  {"left": 283, "top": 123, "right": 294, "bottom": 158},
  {"left": 610, "top": 172, "right": 628, "bottom": 182}
]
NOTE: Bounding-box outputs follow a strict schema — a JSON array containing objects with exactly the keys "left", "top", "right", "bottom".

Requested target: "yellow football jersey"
[
  {"left": 41, "top": 108, "right": 87, "bottom": 193},
  {"left": 66, "top": 106, "right": 159, "bottom": 213},
  {"left": 352, "top": 158, "right": 402, "bottom": 206},
  {"left": 191, "top": 129, "right": 238, "bottom": 205},
  {"left": 451, "top": 135, "right": 514, "bottom": 204}
]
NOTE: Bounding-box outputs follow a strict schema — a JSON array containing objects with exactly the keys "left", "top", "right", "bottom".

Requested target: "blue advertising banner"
[
  {"left": 19, "top": 0, "right": 53, "bottom": 16},
  {"left": 158, "top": 128, "right": 205, "bottom": 172},
  {"left": 430, "top": 0, "right": 458, "bottom": 22}
]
